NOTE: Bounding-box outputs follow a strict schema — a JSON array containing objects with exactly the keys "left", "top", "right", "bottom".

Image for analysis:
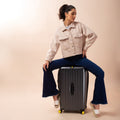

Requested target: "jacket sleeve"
[
  {"left": 45, "top": 32, "right": 60, "bottom": 63},
  {"left": 81, "top": 23, "right": 97, "bottom": 51}
]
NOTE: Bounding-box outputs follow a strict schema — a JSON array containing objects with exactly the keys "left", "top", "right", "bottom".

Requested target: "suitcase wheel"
[
  {"left": 81, "top": 111, "right": 85, "bottom": 115},
  {"left": 58, "top": 110, "right": 62, "bottom": 113}
]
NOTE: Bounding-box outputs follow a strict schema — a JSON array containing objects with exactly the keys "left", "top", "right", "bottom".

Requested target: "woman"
[{"left": 42, "top": 4, "right": 108, "bottom": 117}]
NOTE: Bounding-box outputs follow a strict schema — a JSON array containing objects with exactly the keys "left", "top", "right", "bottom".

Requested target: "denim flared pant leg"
[
  {"left": 42, "top": 58, "right": 73, "bottom": 97},
  {"left": 74, "top": 56, "right": 108, "bottom": 104}
]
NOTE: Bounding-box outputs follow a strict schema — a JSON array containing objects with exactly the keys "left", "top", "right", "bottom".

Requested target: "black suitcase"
[{"left": 57, "top": 66, "right": 89, "bottom": 114}]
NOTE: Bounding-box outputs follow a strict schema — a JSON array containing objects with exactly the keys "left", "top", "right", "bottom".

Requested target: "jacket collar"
[{"left": 60, "top": 21, "right": 76, "bottom": 32}]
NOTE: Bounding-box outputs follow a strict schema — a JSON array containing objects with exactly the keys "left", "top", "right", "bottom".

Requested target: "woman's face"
[{"left": 65, "top": 8, "right": 77, "bottom": 22}]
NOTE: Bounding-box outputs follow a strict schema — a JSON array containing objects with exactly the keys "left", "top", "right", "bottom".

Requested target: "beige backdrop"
[{"left": 0, "top": 0, "right": 120, "bottom": 120}]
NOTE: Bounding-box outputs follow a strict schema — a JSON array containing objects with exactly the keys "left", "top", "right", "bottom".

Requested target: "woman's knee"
[
  {"left": 48, "top": 61, "right": 54, "bottom": 70},
  {"left": 46, "top": 61, "right": 57, "bottom": 71},
  {"left": 48, "top": 59, "right": 65, "bottom": 71},
  {"left": 42, "top": 62, "right": 52, "bottom": 72}
]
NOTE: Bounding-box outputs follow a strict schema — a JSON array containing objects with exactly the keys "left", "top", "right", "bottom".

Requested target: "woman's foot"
[
  {"left": 53, "top": 94, "right": 60, "bottom": 108},
  {"left": 90, "top": 102, "right": 100, "bottom": 117}
]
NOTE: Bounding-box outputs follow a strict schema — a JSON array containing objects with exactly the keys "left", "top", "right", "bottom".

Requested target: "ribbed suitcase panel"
[{"left": 58, "top": 67, "right": 89, "bottom": 112}]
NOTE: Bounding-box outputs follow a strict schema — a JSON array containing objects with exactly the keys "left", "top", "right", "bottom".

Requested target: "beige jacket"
[{"left": 45, "top": 21, "right": 97, "bottom": 62}]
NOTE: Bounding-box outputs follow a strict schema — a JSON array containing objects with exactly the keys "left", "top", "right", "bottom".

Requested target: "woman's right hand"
[{"left": 43, "top": 60, "right": 50, "bottom": 71}]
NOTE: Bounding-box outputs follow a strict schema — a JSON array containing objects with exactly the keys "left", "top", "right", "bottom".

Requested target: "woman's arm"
[
  {"left": 81, "top": 23, "right": 97, "bottom": 51},
  {"left": 45, "top": 32, "right": 60, "bottom": 63},
  {"left": 43, "top": 32, "right": 60, "bottom": 71}
]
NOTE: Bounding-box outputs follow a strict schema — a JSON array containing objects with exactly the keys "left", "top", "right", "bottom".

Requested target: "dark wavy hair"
[{"left": 58, "top": 4, "right": 76, "bottom": 21}]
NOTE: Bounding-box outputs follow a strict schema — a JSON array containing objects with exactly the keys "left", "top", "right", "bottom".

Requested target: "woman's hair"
[{"left": 58, "top": 4, "right": 76, "bottom": 21}]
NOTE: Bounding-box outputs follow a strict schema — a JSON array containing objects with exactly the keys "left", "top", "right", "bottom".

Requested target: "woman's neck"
[{"left": 63, "top": 19, "right": 72, "bottom": 27}]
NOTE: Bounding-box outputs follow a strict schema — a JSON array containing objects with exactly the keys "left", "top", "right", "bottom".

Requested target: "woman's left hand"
[{"left": 82, "top": 50, "right": 87, "bottom": 58}]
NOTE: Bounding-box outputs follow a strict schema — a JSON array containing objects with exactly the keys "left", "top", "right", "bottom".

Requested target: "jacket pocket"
[
  {"left": 73, "top": 33, "right": 84, "bottom": 47},
  {"left": 59, "top": 35, "right": 69, "bottom": 41},
  {"left": 59, "top": 35, "right": 69, "bottom": 50},
  {"left": 73, "top": 33, "right": 83, "bottom": 38}
]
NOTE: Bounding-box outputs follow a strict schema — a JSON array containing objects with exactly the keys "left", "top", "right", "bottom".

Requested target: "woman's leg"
[
  {"left": 75, "top": 56, "right": 108, "bottom": 105},
  {"left": 42, "top": 58, "right": 73, "bottom": 97}
]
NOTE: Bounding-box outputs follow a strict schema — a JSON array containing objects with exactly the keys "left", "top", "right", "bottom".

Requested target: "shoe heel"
[{"left": 90, "top": 102, "right": 100, "bottom": 118}]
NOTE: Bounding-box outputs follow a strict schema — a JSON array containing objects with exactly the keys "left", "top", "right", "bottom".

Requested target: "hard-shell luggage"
[{"left": 57, "top": 66, "right": 89, "bottom": 114}]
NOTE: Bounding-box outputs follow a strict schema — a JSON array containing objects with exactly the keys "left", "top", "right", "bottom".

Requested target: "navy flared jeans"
[{"left": 42, "top": 54, "right": 108, "bottom": 104}]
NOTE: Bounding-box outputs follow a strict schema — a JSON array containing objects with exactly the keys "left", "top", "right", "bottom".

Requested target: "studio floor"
[{"left": 0, "top": 70, "right": 120, "bottom": 120}]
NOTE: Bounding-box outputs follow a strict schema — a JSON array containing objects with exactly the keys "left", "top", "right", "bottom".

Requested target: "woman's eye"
[{"left": 72, "top": 12, "right": 76, "bottom": 15}]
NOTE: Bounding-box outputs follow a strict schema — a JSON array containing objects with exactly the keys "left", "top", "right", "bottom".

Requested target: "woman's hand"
[
  {"left": 43, "top": 60, "right": 50, "bottom": 71},
  {"left": 82, "top": 50, "right": 87, "bottom": 58}
]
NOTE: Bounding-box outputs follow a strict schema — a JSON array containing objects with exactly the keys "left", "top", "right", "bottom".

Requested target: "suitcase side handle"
[{"left": 69, "top": 82, "right": 74, "bottom": 95}]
